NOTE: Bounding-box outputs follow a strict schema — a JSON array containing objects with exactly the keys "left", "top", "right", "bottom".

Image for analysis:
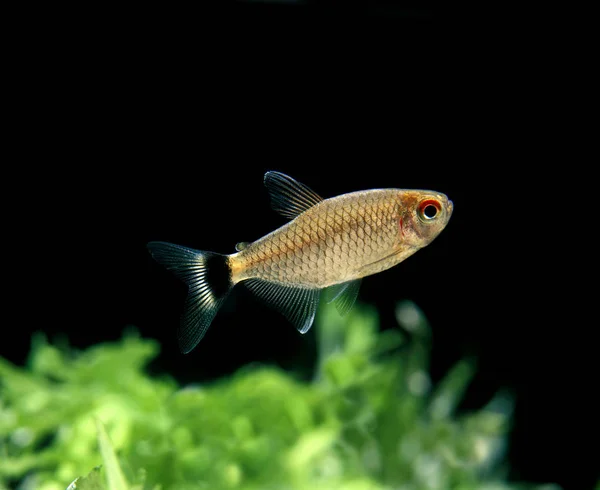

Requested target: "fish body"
[
  {"left": 232, "top": 189, "right": 441, "bottom": 286},
  {"left": 148, "top": 171, "right": 453, "bottom": 353}
]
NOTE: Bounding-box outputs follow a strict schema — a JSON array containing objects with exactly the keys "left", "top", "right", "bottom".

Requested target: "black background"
[{"left": 3, "top": 2, "right": 595, "bottom": 489}]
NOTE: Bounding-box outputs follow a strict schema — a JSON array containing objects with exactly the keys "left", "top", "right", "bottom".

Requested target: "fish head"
[{"left": 397, "top": 190, "right": 453, "bottom": 249}]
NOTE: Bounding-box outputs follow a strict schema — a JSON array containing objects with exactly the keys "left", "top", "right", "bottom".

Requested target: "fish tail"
[{"left": 147, "top": 241, "right": 233, "bottom": 353}]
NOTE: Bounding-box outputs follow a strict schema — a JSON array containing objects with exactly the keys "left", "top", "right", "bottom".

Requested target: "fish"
[{"left": 148, "top": 171, "right": 453, "bottom": 353}]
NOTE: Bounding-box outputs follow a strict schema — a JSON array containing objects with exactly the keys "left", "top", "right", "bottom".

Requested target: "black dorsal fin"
[{"left": 264, "top": 171, "right": 324, "bottom": 220}]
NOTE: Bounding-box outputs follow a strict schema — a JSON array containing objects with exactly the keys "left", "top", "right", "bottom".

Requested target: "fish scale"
[{"left": 231, "top": 190, "right": 401, "bottom": 288}]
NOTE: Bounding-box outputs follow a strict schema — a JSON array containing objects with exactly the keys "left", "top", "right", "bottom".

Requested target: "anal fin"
[{"left": 244, "top": 279, "right": 321, "bottom": 334}]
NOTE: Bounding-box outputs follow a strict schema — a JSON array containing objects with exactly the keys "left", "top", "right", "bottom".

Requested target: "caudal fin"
[{"left": 147, "top": 241, "right": 232, "bottom": 353}]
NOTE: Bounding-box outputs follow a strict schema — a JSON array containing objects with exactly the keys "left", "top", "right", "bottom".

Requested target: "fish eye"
[{"left": 418, "top": 199, "right": 442, "bottom": 221}]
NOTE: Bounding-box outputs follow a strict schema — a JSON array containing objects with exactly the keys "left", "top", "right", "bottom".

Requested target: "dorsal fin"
[{"left": 264, "top": 171, "right": 324, "bottom": 220}]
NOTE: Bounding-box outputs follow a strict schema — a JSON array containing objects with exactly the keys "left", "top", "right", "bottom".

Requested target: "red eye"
[{"left": 418, "top": 199, "right": 441, "bottom": 221}]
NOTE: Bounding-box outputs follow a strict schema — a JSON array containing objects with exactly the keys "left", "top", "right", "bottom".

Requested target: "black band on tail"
[{"left": 147, "top": 241, "right": 232, "bottom": 353}]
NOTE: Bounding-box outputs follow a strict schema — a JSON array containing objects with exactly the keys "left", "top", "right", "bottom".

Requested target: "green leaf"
[
  {"left": 95, "top": 419, "right": 129, "bottom": 490},
  {"left": 0, "top": 304, "right": 564, "bottom": 490},
  {"left": 67, "top": 466, "right": 105, "bottom": 490}
]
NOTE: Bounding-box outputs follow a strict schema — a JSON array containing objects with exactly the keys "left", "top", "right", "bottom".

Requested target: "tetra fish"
[{"left": 148, "top": 171, "right": 453, "bottom": 353}]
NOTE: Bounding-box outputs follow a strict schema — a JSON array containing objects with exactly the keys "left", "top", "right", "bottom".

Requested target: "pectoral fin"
[{"left": 325, "top": 279, "right": 362, "bottom": 316}]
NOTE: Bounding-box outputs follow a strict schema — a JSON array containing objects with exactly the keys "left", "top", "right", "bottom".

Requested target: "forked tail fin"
[{"left": 147, "top": 241, "right": 232, "bottom": 353}]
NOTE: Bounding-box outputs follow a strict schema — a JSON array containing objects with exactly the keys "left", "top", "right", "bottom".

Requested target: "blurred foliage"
[{"left": 0, "top": 301, "right": 562, "bottom": 490}]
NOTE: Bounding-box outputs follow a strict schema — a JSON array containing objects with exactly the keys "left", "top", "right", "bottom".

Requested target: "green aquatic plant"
[{"left": 1, "top": 302, "right": 561, "bottom": 490}]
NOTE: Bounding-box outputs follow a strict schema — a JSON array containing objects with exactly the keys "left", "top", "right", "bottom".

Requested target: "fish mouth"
[{"left": 447, "top": 199, "right": 454, "bottom": 216}]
